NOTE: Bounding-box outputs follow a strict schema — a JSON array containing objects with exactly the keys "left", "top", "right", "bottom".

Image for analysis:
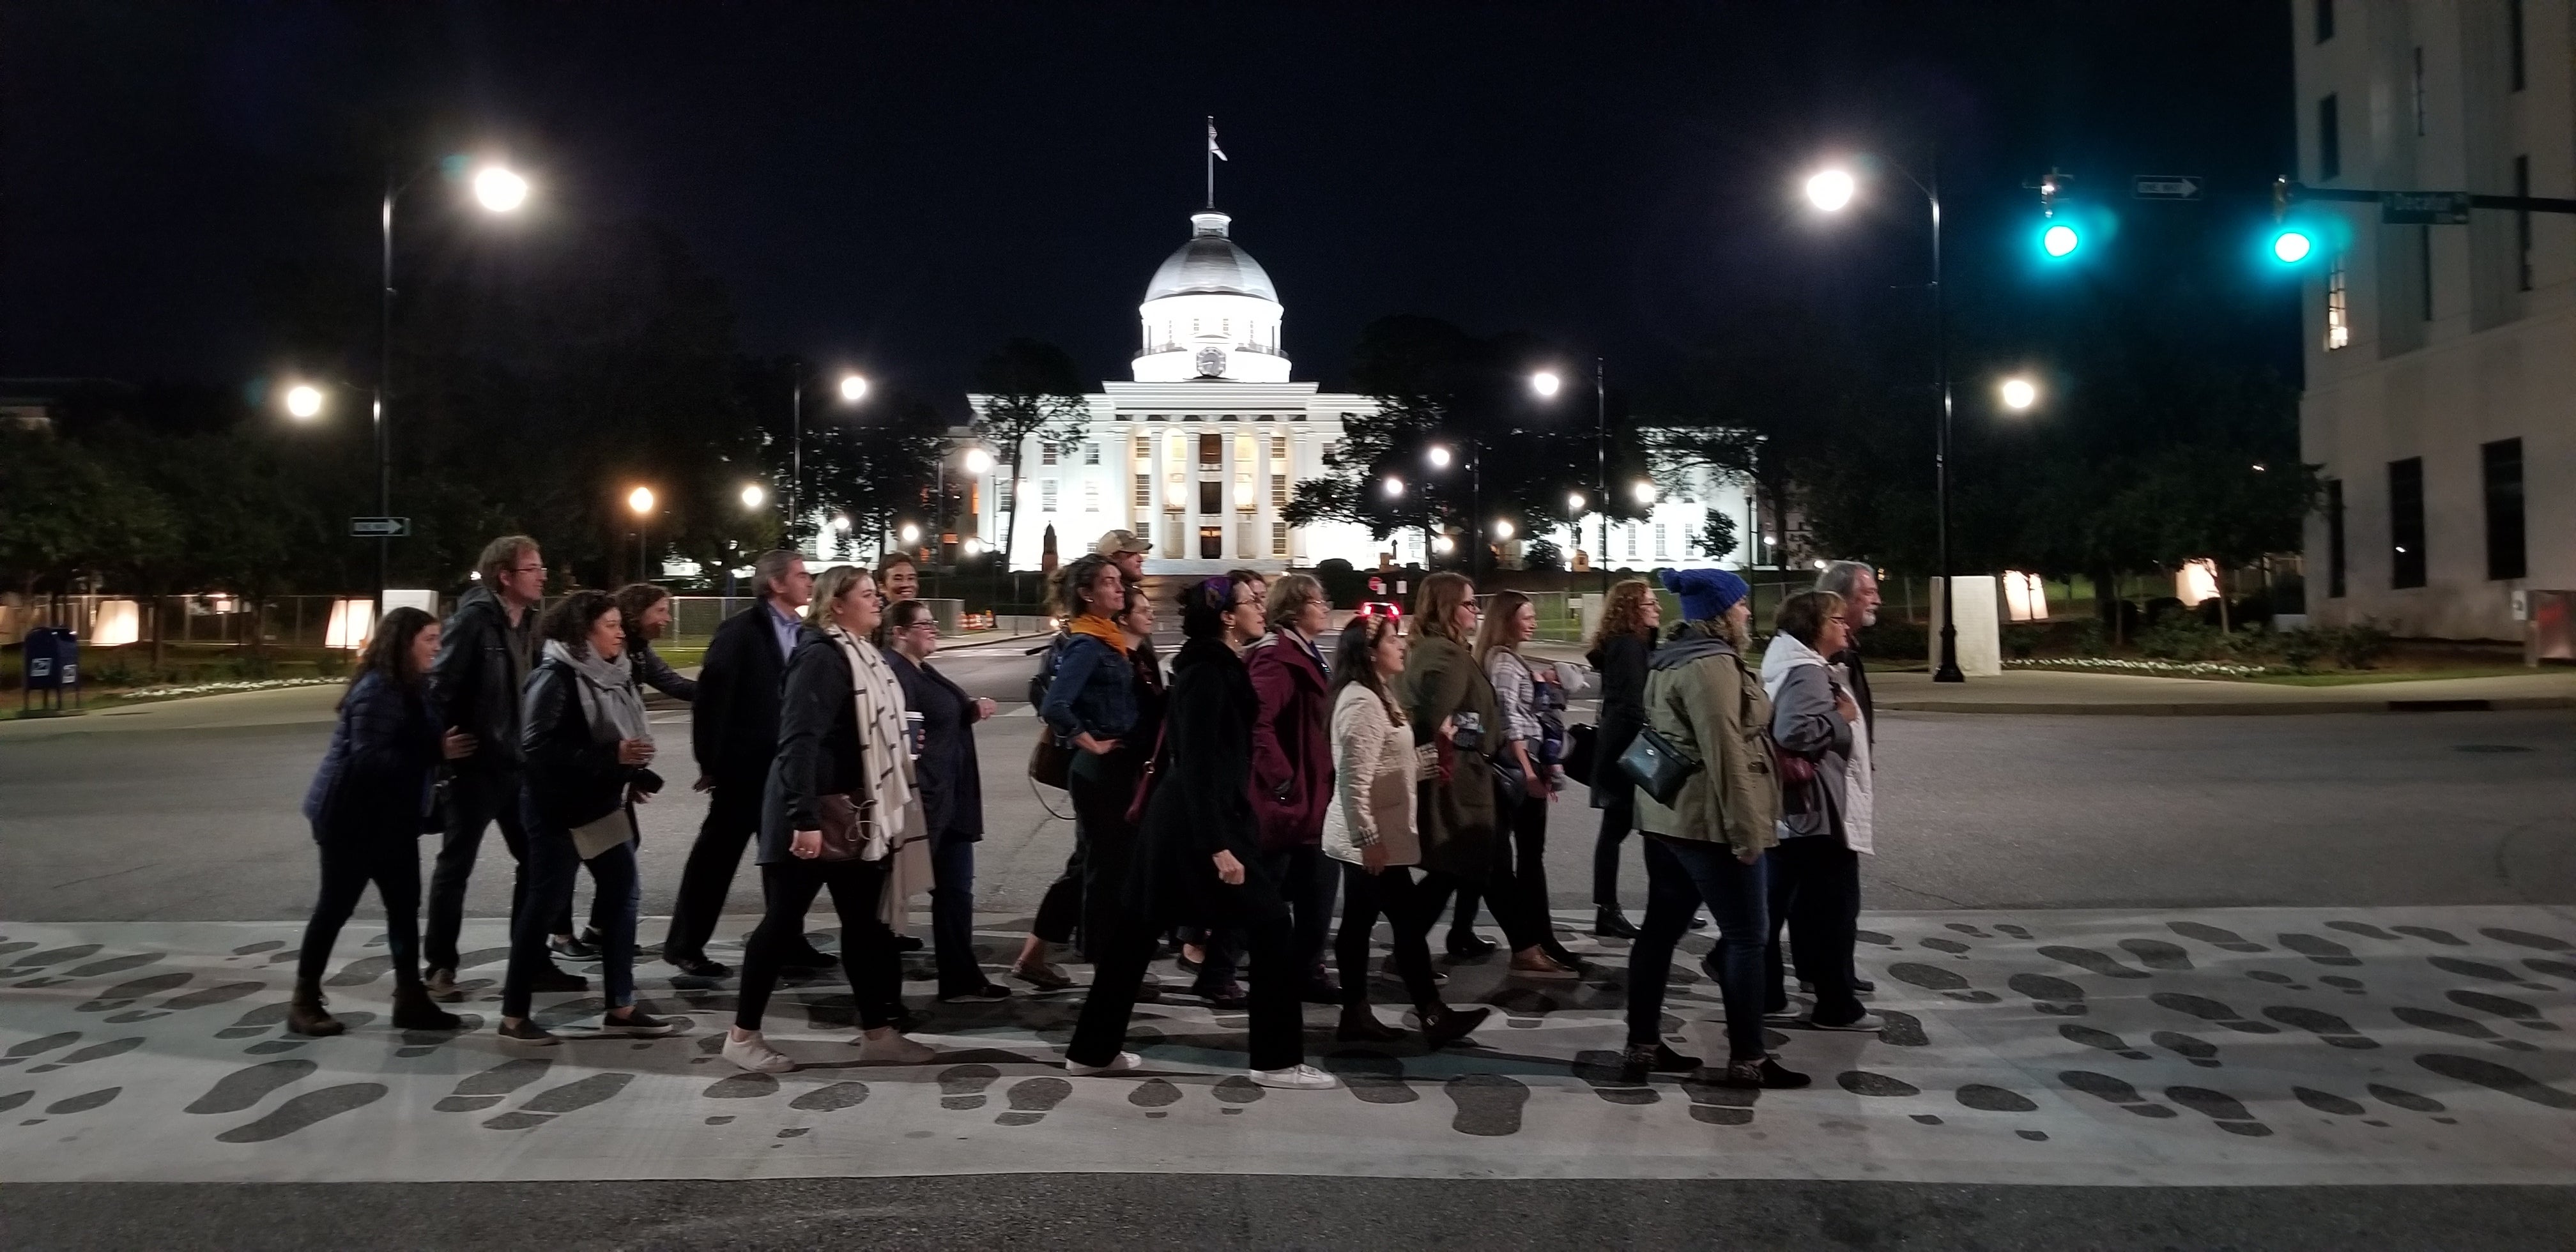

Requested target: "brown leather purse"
[
  {"left": 815, "top": 793, "right": 874, "bottom": 862},
  {"left": 1029, "top": 729, "right": 1071, "bottom": 790}
]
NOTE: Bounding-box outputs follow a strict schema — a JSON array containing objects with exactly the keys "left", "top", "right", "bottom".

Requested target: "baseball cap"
[{"left": 1094, "top": 529, "right": 1153, "bottom": 556}]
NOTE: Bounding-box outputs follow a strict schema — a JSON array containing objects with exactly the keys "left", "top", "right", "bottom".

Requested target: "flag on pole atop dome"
[{"left": 1208, "top": 119, "right": 1227, "bottom": 161}]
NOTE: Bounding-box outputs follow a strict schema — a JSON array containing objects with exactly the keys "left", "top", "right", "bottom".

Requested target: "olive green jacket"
[
  {"left": 1633, "top": 623, "right": 1779, "bottom": 858},
  {"left": 1398, "top": 632, "right": 1500, "bottom": 878}
]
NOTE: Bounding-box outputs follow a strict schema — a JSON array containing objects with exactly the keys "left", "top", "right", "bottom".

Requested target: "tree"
[
  {"left": 1689, "top": 512, "right": 1740, "bottom": 561},
  {"left": 806, "top": 388, "right": 947, "bottom": 561},
  {"left": 970, "top": 339, "right": 1091, "bottom": 570},
  {"left": 0, "top": 429, "right": 175, "bottom": 599}
]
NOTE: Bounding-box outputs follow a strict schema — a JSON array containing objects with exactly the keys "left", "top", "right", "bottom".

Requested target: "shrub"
[
  {"left": 2332, "top": 619, "right": 2392, "bottom": 670},
  {"left": 2075, "top": 619, "right": 2110, "bottom": 657},
  {"left": 1859, "top": 619, "right": 1928, "bottom": 660},
  {"left": 2278, "top": 629, "right": 2327, "bottom": 674},
  {"left": 2002, "top": 625, "right": 2044, "bottom": 659},
  {"left": 1521, "top": 538, "right": 1563, "bottom": 572},
  {"left": 2137, "top": 619, "right": 2224, "bottom": 662}
]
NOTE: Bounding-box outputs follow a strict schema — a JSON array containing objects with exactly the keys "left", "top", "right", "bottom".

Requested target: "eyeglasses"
[
  {"left": 901, "top": 622, "right": 938, "bottom": 634},
  {"left": 511, "top": 563, "right": 546, "bottom": 574}
]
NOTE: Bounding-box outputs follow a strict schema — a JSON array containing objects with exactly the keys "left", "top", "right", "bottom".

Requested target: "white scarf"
[
  {"left": 1758, "top": 631, "right": 1873, "bottom": 855},
  {"left": 822, "top": 623, "right": 933, "bottom": 927},
  {"left": 544, "top": 639, "right": 652, "bottom": 747}
]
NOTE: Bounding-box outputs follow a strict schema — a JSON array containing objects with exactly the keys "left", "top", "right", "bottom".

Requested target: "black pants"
[
  {"left": 500, "top": 811, "right": 643, "bottom": 1018},
  {"left": 929, "top": 834, "right": 985, "bottom": 996},
  {"left": 661, "top": 777, "right": 760, "bottom": 961},
  {"left": 1764, "top": 836, "right": 1864, "bottom": 1021},
  {"left": 297, "top": 825, "right": 422, "bottom": 987},
  {"left": 1200, "top": 844, "right": 1337, "bottom": 988},
  {"left": 1030, "top": 831, "right": 1085, "bottom": 947},
  {"left": 736, "top": 857, "right": 901, "bottom": 1032},
  {"left": 1451, "top": 800, "right": 1553, "bottom": 952},
  {"left": 1071, "top": 908, "right": 1303, "bottom": 1073},
  {"left": 1591, "top": 788, "right": 1636, "bottom": 909},
  {"left": 1065, "top": 751, "right": 1140, "bottom": 963},
  {"left": 1334, "top": 860, "right": 1448, "bottom": 1011},
  {"left": 425, "top": 766, "right": 530, "bottom": 972},
  {"left": 1628, "top": 835, "right": 1769, "bottom": 1061}
]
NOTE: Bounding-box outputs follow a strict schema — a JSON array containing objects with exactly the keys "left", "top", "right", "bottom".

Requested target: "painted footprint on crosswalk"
[
  {"left": 995, "top": 1078, "right": 1072, "bottom": 1126},
  {"left": 2152, "top": 1031, "right": 2221, "bottom": 1068},
  {"left": 78, "top": 971, "right": 191, "bottom": 1016},
  {"left": 2058, "top": 1023, "right": 2149, "bottom": 1060},
  {"left": 484, "top": 1073, "right": 634, "bottom": 1130},
  {"left": 2150, "top": 993, "right": 2280, "bottom": 1034},
  {"left": 2393, "top": 1006, "right": 2540, "bottom": 1052},
  {"left": 2278, "top": 934, "right": 2361, "bottom": 967},
  {"left": 790, "top": 1081, "right": 871, "bottom": 1112},
  {"left": 185, "top": 1058, "right": 315, "bottom": 1114},
  {"left": 2426, "top": 957, "right": 2552, "bottom": 991},
  {"left": 2479, "top": 928, "right": 2570, "bottom": 953},
  {"left": 2446, "top": 989, "right": 2561, "bottom": 1032},
  {"left": 217, "top": 1084, "right": 387, "bottom": 1143},
  {"left": 435, "top": 1058, "right": 553, "bottom": 1112},
  {"left": 2118, "top": 940, "right": 2192, "bottom": 972},
  {"left": 1126, "top": 1077, "right": 1183, "bottom": 1117},
  {"left": 937, "top": 1064, "right": 1000, "bottom": 1110},
  {"left": 1886, "top": 963, "right": 1997, "bottom": 1004},
  {"left": 2414, "top": 1053, "right": 2576, "bottom": 1111},
  {"left": 1445, "top": 1073, "right": 1528, "bottom": 1136},
  {"left": 26, "top": 1036, "right": 142, "bottom": 1074},
  {"left": 1323, "top": 1049, "right": 1418, "bottom": 1105},
  {"left": 2261, "top": 1005, "right": 2377, "bottom": 1049},
  {"left": 2007, "top": 973, "right": 2086, "bottom": 1016},
  {"left": 2058, "top": 1069, "right": 2177, "bottom": 1118},
  {"left": 1567, "top": 1050, "right": 1657, "bottom": 1106},
  {"left": 2165, "top": 1085, "right": 2271, "bottom": 1136},
  {"left": 2038, "top": 946, "right": 2150, "bottom": 981},
  {"left": 2167, "top": 922, "right": 2265, "bottom": 953},
  {"left": 1679, "top": 1071, "right": 1755, "bottom": 1126},
  {"left": 1, "top": 1032, "right": 79, "bottom": 1067},
  {"left": 1954, "top": 1083, "right": 2048, "bottom": 1140}
]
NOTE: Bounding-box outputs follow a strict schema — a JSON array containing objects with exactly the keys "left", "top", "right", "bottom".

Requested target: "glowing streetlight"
[
  {"left": 838, "top": 373, "right": 868, "bottom": 402},
  {"left": 740, "top": 483, "right": 766, "bottom": 510},
  {"left": 1427, "top": 445, "right": 1453, "bottom": 469},
  {"left": 1383, "top": 475, "right": 1405, "bottom": 498},
  {"left": 831, "top": 515, "right": 851, "bottom": 533},
  {"left": 1567, "top": 491, "right": 1586, "bottom": 513},
  {"left": 1805, "top": 168, "right": 1857, "bottom": 212},
  {"left": 1632, "top": 480, "right": 1657, "bottom": 505},
  {"left": 283, "top": 383, "right": 325, "bottom": 420},
  {"left": 1999, "top": 378, "right": 2038, "bottom": 411},
  {"left": 627, "top": 486, "right": 655, "bottom": 515},
  {"left": 1432, "top": 534, "right": 1456, "bottom": 554},
  {"left": 962, "top": 447, "right": 995, "bottom": 475},
  {"left": 962, "top": 538, "right": 985, "bottom": 557},
  {"left": 472, "top": 165, "right": 530, "bottom": 213},
  {"left": 899, "top": 523, "right": 922, "bottom": 545},
  {"left": 1493, "top": 519, "right": 1516, "bottom": 541},
  {"left": 1529, "top": 370, "right": 1561, "bottom": 398}
]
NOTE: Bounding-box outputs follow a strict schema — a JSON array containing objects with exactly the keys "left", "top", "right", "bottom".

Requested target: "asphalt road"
[{"left": 4, "top": 638, "right": 2572, "bottom": 1249}]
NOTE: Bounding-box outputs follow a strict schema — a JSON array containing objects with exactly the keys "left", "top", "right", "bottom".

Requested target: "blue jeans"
[
  {"left": 1627, "top": 834, "right": 1770, "bottom": 1060},
  {"left": 930, "top": 834, "right": 984, "bottom": 996},
  {"left": 503, "top": 798, "right": 641, "bottom": 1019}
]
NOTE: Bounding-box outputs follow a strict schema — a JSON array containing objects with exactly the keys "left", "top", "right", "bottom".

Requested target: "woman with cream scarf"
[
  {"left": 1756, "top": 590, "right": 1878, "bottom": 1034},
  {"left": 723, "top": 565, "right": 937, "bottom": 1074}
]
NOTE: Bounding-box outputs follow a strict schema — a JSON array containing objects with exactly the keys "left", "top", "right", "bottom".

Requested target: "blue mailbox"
[{"left": 21, "top": 626, "right": 80, "bottom": 711}]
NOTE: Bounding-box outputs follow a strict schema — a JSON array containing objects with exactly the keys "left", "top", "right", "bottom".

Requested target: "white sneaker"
[
  {"left": 1250, "top": 1064, "right": 1342, "bottom": 1090},
  {"left": 853, "top": 1030, "right": 936, "bottom": 1064},
  {"left": 1064, "top": 1051, "right": 1145, "bottom": 1076},
  {"left": 722, "top": 1031, "right": 795, "bottom": 1074},
  {"left": 1809, "top": 1011, "right": 1885, "bottom": 1033}
]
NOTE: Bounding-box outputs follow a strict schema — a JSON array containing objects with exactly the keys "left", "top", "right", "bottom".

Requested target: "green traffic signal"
[
  {"left": 2271, "top": 229, "right": 2315, "bottom": 264},
  {"left": 2040, "top": 223, "right": 2080, "bottom": 258}
]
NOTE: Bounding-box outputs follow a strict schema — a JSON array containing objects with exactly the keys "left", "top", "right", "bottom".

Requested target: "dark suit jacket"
[
  {"left": 1828, "top": 646, "right": 1874, "bottom": 745},
  {"left": 885, "top": 646, "right": 984, "bottom": 844},
  {"left": 694, "top": 601, "right": 793, "bottom": 786}
]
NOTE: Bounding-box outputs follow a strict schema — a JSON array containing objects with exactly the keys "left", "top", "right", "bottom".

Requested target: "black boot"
[
  {"left": 392, "top": 981, "right": 463, "bottom": 1032},
  {"left": 1337, "top": 1005, "right": 1404, "bottom": 1042},
  {"left": 1419, "top": 1004, "right": 1491, "bottom": 1049},
  {"left": 288, "top": 979, "right": 344, "bottom": 1037},
  {"left": 1592, "top": 906, "right": 1640, "bottom": 939}
]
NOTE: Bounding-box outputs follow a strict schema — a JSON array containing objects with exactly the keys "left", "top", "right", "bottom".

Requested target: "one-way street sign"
[
  {"left": 2133, "top": 175, "right": 2203, "bottom": 201},
  {"left": 349, "top": 516, "right": 411, "bottom": 538}
]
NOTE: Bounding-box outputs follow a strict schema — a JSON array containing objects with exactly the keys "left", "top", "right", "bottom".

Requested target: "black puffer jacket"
[
  {"left": 431, "top": 585, "right": 537, "bottom": 772},
  {"left": 519, "top": 657, "right": 663, "bottom": 831},
  {"left": 758, "top": 625, "right": 865, "bottom": 865},
  {"left": 1124, "top": 636, "right": 1282, "bottom": 928}
]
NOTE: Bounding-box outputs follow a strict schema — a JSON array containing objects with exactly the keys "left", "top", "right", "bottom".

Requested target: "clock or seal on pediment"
[{"left": 1195, "top": 347, "right": 1228, "bottom": 378}]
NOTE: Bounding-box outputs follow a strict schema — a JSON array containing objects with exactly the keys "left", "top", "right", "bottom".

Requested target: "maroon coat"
[{"left": 1245, "top": 630, "right": 1335, "bottom": 851}]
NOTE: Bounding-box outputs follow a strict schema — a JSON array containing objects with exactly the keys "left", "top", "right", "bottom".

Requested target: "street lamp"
[
  {"left": 1805, "top": 151, "right": 1966, "bottom": 682},
  {"left": 1632, "top": 480, "right": 1656, "bottom": 504},
  {"left": 1493, "top": 518, "right": 1515, "bottom": 542},
  {"left": 1529, "top": 370, "right": 1561, "bottom": 398},
  {"left": 962, "top": 447, "right": 995, "bottom": 476},
  {"left": 740, "top": 483, "right": 766, "bottom": 510},
  {"left": 899, "top": 522, "right": 922, "bottom": 546},
  {"left": 1384, "top": 475, "right": 1405, "bottom": 498},
  {"left": 838, "top": 373, "right": 868, "bottom": 402},
  {"left": 628, "top": 486, "right": 656, "bottom": 578},
  {"left": 1999, "top": 378, "right": 2038, "bottom": 411},
  {"left": 283, "top": 383, "right": 325, "bottom": 420},
  {"left": 1426, "top": 445, "right": 1452, "bottom": 469},
  {"left": 1532, "top": 362, "right": 1610, "bottom": 595},
  {"left": 369, "top": 156, "right": 531, "bottom": 605},
  {"left": 789, "top": 365, "right": 871, "bottom": 541}
]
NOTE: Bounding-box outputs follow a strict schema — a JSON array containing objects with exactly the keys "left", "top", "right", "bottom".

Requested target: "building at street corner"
[
  {"left": 2292, "top": 0, "right": 2572, "bottom": 639},
  {"left": 964, "top": 206, "right": 1756, "bottom": 576}
]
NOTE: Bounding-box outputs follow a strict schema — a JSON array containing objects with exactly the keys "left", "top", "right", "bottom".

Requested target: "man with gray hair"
[
  {"left": 1814, "top": 560, "right": 1880, "bottom": 740},
  {"left": 661, "top": 548, "right": 819, "bottom": 979}
]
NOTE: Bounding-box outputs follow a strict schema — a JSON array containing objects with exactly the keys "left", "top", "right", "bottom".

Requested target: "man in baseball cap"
[{"left": 1094, "top": 528, "right": 1152, "bottom": 583}]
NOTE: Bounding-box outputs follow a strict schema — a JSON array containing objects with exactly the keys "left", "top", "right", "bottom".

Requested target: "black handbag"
[
  {"left": 1617, "top": 724, "right": 1699, "bottom": 808},
  {"left": 1563, "top": 723, "right": 1598, "bottom": 786}
]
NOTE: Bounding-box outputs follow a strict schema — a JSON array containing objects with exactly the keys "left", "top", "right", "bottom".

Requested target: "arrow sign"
[
  {"left": 2133, "top": 175, "right": 2203, "bottom": 201},
  {"left": 2381, "top": 190, "right": 2471, "bottom": 224},
  {"left": 349, "top": 516, "right": 411, "bottom": 538}
]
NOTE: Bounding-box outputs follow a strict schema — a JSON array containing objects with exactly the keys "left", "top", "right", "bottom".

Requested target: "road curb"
[{"left": 1880, "top": 696, "right": 2576, "bottom": 716}]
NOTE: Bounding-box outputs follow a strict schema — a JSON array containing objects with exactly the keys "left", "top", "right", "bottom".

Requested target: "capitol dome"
[
  {"left": 1134, "top": 211, "right": 1291, "bottom": 383},
  {"left": 1144, "top": 212, "right": 1279, "bottom": 302}
]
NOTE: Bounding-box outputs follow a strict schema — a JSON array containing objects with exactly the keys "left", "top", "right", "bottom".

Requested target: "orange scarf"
[{"left": 1066, "top": 614, "right": 1126, "bottom": 651}]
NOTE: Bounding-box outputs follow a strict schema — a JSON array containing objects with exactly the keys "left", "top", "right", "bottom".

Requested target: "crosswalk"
[{"left": 2, "top": 905, "right": 2570, "bottom": 1184}]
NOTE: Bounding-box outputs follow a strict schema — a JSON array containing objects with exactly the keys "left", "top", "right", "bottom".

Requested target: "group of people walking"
[{"left": 291, "top": 523, "right": 1889, "bottom": 1097}]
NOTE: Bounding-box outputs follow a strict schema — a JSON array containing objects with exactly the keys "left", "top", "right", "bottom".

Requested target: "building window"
[
  {"left": 1085, "top": 442, "right": 1101, "bottom": 466},
  {"left": 1083, "top": 480, "right": 1100, "bottom": 513},
  {"left": 1040, "top": 441, "right": 1058, "bottom": 466},
  {"left": 1270, "top": 436, "right": 1287, "bottom": 462},
  {"left": 2326, "top": 478, "right": 2346, "bottom": 598},
  {"left": 2324, "top": 256, "right": 2350, "bottom": 350},
  {"left": 2411, "top": 47, "right": 2426, "bottom": 135},
  {"left": 2483, "top": 439, "right": 2527, "bottom": 581},
  {"left": 1199, "top": 480, "right": 1222, "bottom": 515},
  {"left": 1198, "top": 433, "right": 1222, "bottom": 469},
  {"left": 1653, "top": 524, "right": 1669, "bottom": 559},
  {"left": 2419, "top": 226, "right": 2435, "bottom": 320},
  {"left": 1199, "top": 526, "right": 1222, "bottom": 560},
  {"left": 1039, "top": 479, "right": 1059, "bottom": 513},
  {"left": 1235, "top": 475, "right": 1254, "bottom": 512},
  {"left": 1134, "top": 436, "right": 1153, "bottom": 463},
  {"left": 1271, "top": 521, "right": 1288, "bottom": 556},
  {"left": 2515, "top": 156, "right": 2534, "bottom": 291},
  {"left": 1236, "top": 519, "right": 1255, "bottom": 558},
  {"left": 2388, "top": 457, "right": 2425, "bottom": 589},
  {"left": 999, "top": 478, "right": 1015, "bottom": 512},
  {"left": 2315, "top": 0, "right": 2333, "bottom": 40},
  {"left": 2509, "top": 0, "right": 2526, "bottom": 91},
  {"left": 1625, "top": 526, "right": 1638, "bottom": 559},
  {"left": 1134, "top": 473, "right": 1152, "bottom": 508},
  {"left": 1270, "top": 474, "right": 1288, "bottom": 508},
  {"left": 2317, "top": 94, "right": 2340, "bottom": 181}
]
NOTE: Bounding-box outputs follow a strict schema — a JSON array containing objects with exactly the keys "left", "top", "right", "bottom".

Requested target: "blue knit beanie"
[{"left": 1660, "top": 567, "right": 1750, "bottom": 622}]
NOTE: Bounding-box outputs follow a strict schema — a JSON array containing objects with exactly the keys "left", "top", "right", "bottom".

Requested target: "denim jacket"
[{"left": 1038, "top": 634, "right": 1137, "bottom": 744}]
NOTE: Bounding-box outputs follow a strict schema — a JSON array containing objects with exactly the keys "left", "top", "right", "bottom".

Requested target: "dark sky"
[{"left": 1, "top": 2, "right": 2298, "bottom": 408}]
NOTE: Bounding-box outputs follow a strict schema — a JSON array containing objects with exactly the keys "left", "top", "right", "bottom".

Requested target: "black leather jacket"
[
  {"left": 519, "top": 657, "right": 664, "bottom": 830},
  {"left": 624, "top": 629, "right": 698, "bottom": 701},
  {"left": 758, "top": 625, "right": 864, "bottom": 864},
  {"left": 430, "top": 585, "right": 537, "bottom": 772}
]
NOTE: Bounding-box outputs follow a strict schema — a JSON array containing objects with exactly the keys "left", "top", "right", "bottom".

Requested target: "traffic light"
[
  {"left": 2264, "top": 176, "right": 2326, "bottom": 267},
  {"left": 2041, "top": 223, "right": 2082, "bottom": 257},
  {"left": 2030, "top": 168, "right": 2086, "bottom": 261},
  {"left": 2270, "top": 229, "right": 2315, "bottom": 264}
]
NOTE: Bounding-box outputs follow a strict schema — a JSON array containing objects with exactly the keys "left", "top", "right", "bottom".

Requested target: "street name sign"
[
  {"left": 2380, "top": 190, "right": 2471, "bottom": 224},
  {"left": 348, "top": 516, "right": 411, "bottom": 538},
  {"left": 2132, "top": 175, "right": 2202, "bottom": 201}
]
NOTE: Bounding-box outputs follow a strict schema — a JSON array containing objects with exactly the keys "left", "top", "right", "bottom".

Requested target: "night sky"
[{"left": 2, "top": 3, "right": 2299, "bottom": 409}]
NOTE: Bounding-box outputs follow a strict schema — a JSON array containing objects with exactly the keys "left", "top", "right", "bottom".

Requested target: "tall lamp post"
[
  {"left": 374, "top": 161, "right": 528, "bottom": 605},
  {"left": 627, "top": 485, "right": 656, "bottom": 579},
  {"left": 788, "top": 369, "right": 869, "bottom": 548},
  {"left": 1806, "top": 156, "right": 1964, "bottom": 682},
  {"left": 1531, "top": 361, "right": 1609, "bottom": 597}
]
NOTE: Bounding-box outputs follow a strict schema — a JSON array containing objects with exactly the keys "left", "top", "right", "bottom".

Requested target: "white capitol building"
[{"left": 960, "top": 206, "right": 1756, "bottom": 576}]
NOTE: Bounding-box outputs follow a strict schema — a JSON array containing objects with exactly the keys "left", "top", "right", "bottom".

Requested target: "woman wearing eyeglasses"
[{"left": 878, "top": 599, "right": 1008, "bottom": 1004}]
